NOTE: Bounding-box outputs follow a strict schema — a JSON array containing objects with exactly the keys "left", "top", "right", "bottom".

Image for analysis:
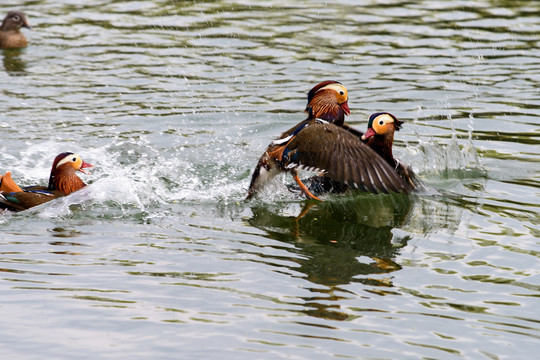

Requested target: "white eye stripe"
[
  {"left": 377, "top": 114, "right": 395, "bottom": 125},
  {"left": 56, "top": 154, "right": 80, "bottom": 168},
  {"left": 317, "top": 84, "right": 347, "bottom": 96}
]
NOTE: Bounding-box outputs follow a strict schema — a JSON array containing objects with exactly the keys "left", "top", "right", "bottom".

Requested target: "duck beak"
[
  {"left": 22, "top": 22, "right": 31, "bottom": 30},
  {"left": 361, "top": 128, "right": 376, "bottom": 141},
  {"left": 340, "top": 100, "right": 350, "bottom": 116},
  {"left": 78, "top": 161, "right": 94, "bottom": 175}
]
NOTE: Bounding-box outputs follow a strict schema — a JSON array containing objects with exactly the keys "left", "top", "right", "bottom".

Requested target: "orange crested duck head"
[{"left": 305, "top": 80, "right": 350, "bottom": 126}]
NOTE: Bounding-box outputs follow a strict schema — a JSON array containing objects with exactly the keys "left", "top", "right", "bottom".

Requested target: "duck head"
[
  {"left": 1, "top": 11, "right": 31, "bottom": 31},
  {"left": 305, "top": 81, "right": 350, "bottom": 126},
  {"left": 47, "top": 152, "right": 93, "bottom": 195},
  {"left": 361, "top": 112, "right": 402, "bottom": 141},
  {"left": 361, "top": 112, "right": 402, "bottom": 165}
]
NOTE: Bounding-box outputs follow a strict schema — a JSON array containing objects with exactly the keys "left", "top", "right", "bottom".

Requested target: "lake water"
[{"left": 1, "top": 1, "right": 539, "bottom": 359}]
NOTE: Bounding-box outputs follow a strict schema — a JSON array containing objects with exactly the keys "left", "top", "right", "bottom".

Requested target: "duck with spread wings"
[{"left": 247, "top": 81, "right": 413, "bottom": 201}]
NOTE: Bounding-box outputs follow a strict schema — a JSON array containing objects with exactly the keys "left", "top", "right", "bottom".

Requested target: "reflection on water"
[
  {"left": 2, "top": 49, "right": 26, "bottom": 75},
  {"left": 249, "top": 194, "right": 421, "bottom": 320}
]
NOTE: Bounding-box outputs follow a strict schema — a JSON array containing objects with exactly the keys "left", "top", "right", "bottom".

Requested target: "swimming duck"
[
  {"left": 0, "top": 11, "right": 31, "bottom": 49},
  {"left": 0, "top": 152, "right": 93, "bottom": 212},
  {"left": 247, "top": 82, "right": 411, "bottom": 201},
  {"left": 300, "top": 112, "right": 425, "bottom": 195}
]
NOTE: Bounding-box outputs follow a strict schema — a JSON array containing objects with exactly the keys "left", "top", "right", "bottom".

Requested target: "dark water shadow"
[
  {"left": 2, "top": 49, "right": 27, "bottom": 75},
  {"left": 248, "top": 193, "right": 416, "bottom": 320}
]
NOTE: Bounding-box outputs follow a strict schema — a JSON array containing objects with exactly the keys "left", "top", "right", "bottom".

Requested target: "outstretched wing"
[
  {"left": 283, "top": 122, "right": 412, "bottom": 194},
  {"left": 396, "top": 161, "right": 426, "bottom": 191}
]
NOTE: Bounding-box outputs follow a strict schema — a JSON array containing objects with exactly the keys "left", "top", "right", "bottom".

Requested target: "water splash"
[
  {"left": 0, "top": 127, "right": 255, "bottom": 219},
  {"left": 407, "top": 110, "right": 484, "bottom": 179}
]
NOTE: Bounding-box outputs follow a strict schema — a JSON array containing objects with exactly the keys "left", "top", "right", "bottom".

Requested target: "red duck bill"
[
  {"left": 340, "top": 101, "right": 351, "bottom": 116},
  {"left": 361, "top": 128, "right": 376, "bottom": 140},
  {"left": 79, "top": 161, "right": 94, "bottom": 175}
]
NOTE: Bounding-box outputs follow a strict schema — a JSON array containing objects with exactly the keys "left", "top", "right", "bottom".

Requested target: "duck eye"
[
  {"left": 72, "top": 157, "right": 77, "bottom": 162},
  {"left": 378, "top": 120, "right": 385, "bottom": 126},
  {"left": 339, "top": 91, "right": 344, "bottom": 95},
  {"left": 13, "top": 15, "right": 20, "bottom": 21}
]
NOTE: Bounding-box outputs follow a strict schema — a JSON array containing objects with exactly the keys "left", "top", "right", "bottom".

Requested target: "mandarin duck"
[
  {"left": 301, "top": 112, "right": 425, "bottom": 195},
  {"left": 0, "top": 11, "right": 31, "bottom": 49},
  {"left": 0, "top": 152, "right": 93, "bottom": 212},
  {"left": 247, "top": 81, "right": 411, "bottom": 201}
]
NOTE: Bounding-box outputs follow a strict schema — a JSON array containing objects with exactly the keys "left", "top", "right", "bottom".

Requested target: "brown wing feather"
[
  {"left": 0, "top": 187, "right": 61, "bottom": 212},
  {"left": 283, "top": 123, "right": 411, "bottom": 194}
]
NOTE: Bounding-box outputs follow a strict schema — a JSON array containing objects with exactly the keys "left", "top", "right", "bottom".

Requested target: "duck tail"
[{"left": 246, "top": 155, "right": 278, "bottom": 200}]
